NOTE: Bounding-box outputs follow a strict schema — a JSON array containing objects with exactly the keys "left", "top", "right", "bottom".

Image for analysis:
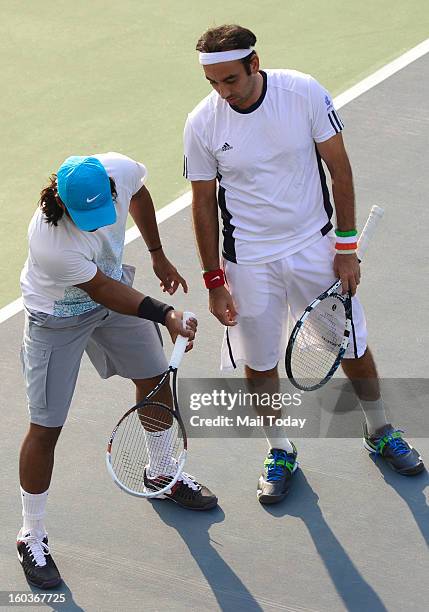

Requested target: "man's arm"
[
  {"left": 76, "top": 269, "right": 148, "bottom": 316},
  {"left": 75, "top": 270, "right": 196, "bottom": 343},
  {"left": 191, "top": 179, "right": 220, "bottom": 270},
  {"left": 316, "top": 133, "right": 361, "bottom": 295},
  {"left": 129, "top": 185, "right": 187, "bottom": 295},
  {"left": 191, "top": 180, "right": 237, "bottom": 325},
  {"left": 316, "top": 133, "right": 355, "bottom": 231},
  {"left": 129, "top": 184, "right": 163, "bottom": 251}
]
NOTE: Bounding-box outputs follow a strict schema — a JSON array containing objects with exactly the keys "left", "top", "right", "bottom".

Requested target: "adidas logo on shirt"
[{"left": 221, "top": 142, "right": 233, "bottom": 151}]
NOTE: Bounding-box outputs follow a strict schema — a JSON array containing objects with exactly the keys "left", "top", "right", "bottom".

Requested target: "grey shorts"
[{"left": 20, "top": 266, "right": 168, "bottom": 428}]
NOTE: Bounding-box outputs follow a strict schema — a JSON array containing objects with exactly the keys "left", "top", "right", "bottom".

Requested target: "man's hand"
[
  {"left": 334, "top": 253, "right": 361, "bottom": 296},
  {"left": 151, "top": 251, "right": 188, "bottom": 295},
  {"left": 130, "top": 186, "right": 187, "bottom": 296},
  {"left": 165, "top": 310, "right": 197, "bottom": 352},
  {"left": 209, "top": 286, "right": 238, "bottom": 326}
]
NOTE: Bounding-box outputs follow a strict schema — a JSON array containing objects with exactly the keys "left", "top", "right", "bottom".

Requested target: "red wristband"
[{"left": 203, "top": 268, "right": 225, "bottom": 289}]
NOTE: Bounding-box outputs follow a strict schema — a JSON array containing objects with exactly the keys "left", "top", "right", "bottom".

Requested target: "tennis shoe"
[
  {"left": 17, "top": 529, "right": 61, "bottom": 589},
  {"left": 257, "top": 445, "right": 298, "bottom": 504},
  {"left": 363, "top": 423, "right": 425, "bottom": 475},
  {"left": 144, "top": 468, "right": 218, "bottom": 510}
]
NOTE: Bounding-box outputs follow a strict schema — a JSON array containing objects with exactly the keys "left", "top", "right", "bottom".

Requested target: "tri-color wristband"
[{"left": 335, "top": 229, "right": 358, "bottom": 254}]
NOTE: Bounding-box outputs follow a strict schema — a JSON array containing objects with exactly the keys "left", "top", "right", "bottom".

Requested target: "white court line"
[
  {"left": 1, "top": 37, "right": 428, "bottom": 325},
  {"left": 334, "top": 37, "right": 429, "bottom": 109},
  {"left": 0, "top": 297, "right": 24, "bottom": 325},
  {"left": 124, "top": 191, "right": 191, "bottom": 246}
]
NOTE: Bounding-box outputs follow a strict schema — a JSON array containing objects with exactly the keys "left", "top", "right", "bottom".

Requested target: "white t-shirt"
[
  {"left": 20, "top": 152, "right": 146, "bottom": 316},
  {"left": 183, "top": 69, "right": 344, "bottom": 264}
]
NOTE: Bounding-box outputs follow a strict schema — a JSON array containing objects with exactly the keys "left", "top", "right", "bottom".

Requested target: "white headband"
[{"left": 199, "top": 48, "right": 254, "bottom": 65}]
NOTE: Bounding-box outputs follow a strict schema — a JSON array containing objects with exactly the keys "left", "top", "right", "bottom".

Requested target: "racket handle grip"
[
  {"left": 357, "top": 205, "right": 384, "bottom": 260},
  {"left": 168, "top": 311, "right": 196, "bottom": 369}
]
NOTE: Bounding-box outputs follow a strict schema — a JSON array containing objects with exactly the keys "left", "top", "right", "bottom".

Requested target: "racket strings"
[
  {"left": 111, "top": 402, "right": 183, "bottom": 494},
  {"left": 291, "top": 296, "right": 346, "bottom": 385}
]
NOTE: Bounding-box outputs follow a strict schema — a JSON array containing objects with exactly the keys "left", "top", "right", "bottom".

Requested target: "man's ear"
[{"left": 250, "top": 54, "right": 260, "bottom": 74}]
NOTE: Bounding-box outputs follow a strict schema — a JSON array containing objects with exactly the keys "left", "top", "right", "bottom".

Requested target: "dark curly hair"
[
  {"left": 196, "top": 24, "right": 257, "bottom": 75},
  {"left": 39, "top": 175, "right": 117, "bottom": 226}
]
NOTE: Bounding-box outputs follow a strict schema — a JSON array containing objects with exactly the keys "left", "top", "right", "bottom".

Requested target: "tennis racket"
[
  {"left": 285, "top": 206, "right": 384, "bottom": 391},
  {"left": 106, "top": 312, "right": 195, "bottom": 498}
]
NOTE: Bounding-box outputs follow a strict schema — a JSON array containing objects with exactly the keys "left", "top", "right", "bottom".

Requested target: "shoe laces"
[
  {"left": 264, "top": 449, "right": 292, "bottom": 482},
  {"left": 20, "top": 532, "right": 49, "bottom": 567},
  {"left": 376, "top": 430, "right": 409, "bottom": 456},
  {"left": 177, "top": 472, "right": 201, "bottom": 491}
]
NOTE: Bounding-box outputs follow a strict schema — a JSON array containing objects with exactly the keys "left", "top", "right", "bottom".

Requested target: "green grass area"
[{"left": 1, "top": 0, "right": 428, "bottom": 307}]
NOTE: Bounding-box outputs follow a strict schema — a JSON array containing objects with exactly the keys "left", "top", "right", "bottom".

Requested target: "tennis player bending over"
[
  {"left": 184, "top": 25, "right": 424, "bottom": 504},
  {"left": 18, "top": 153, "right": 217, "bottom": 589}
]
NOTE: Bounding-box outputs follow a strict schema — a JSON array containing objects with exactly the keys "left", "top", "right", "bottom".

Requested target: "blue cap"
[{"left": 57, "top": 156, "right": 116, "bottom": 231}]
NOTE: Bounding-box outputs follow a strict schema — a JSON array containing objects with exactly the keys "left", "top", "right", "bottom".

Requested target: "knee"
[
  {"left": 245, "top": 365, "right": 278, "bottom": 380},
  {"left": 133, "top": 375, "right": 161, "bottom": 394},
  {"left": 133, "top": 375, "right": 171, "bottom": 403},
  {"left": 27, "top": 423, "right": 62, "bottom": 450}
]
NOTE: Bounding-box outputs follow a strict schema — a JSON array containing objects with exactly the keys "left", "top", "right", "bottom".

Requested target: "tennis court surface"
[{"left": 0, "top": 54, "right": 428, "bottom": 612}]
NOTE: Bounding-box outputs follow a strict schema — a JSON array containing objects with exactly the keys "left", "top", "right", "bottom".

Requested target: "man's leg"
[
  {"left": 221, "top": 259, "right": 297, "bottom": 503},
  {"left": 20, "top": 424, "right": 62, "bottom": 494},
  {"left": 130, "top": 375, "right": 217, "bottom": 510},
  {"left": 17, "top": 424, "right": 64, "bottom": 589},
  {"left": 18, "top": 307, "right": 103, "bottom": 588},
  {"left": 341, "top": 348, "right": 389, "bottom": 433},
  {"left": 342, "top": 348, "right": 424, "bottom": 475},
  {"left": 86, "top": 311, "right": 217, "bottom": 510},
  {"left": 245, "top": 365, "right": 294, "bottom": 452},
  {"left": 134, "top": 374, "right": 172, "bottom": 404},
  {"left": 133, "top": 375, "right": 175, "bottom": 472},
  {"left": 285, "top": 235, "right": 424, "bottom": 477},
  {"left": 245, "top": 365, "right": 298, "bottom": 504}
]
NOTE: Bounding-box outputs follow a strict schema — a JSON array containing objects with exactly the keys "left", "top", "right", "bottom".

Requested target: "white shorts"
[{"left": 221, "top": 234, "right": 367, "bottom": 371}]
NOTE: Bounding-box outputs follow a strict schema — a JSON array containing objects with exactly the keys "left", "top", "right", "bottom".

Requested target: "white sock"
[
  {"left": 20, "top": 486, "right": 48, "bottom": 537},
  {"left": 263, "top": 428, "right": 294, "bottom": 454},
  {"left": 359, "top": 398, "right": 389, "bottom": 435},
  {"left": 144, "top": 427, "right": 177, "bottom": 477}
]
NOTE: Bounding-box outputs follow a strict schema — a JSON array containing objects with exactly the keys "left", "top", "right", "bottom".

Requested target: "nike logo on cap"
[{"left": 86, "top": 194, "right": 101, "bottom": 203}]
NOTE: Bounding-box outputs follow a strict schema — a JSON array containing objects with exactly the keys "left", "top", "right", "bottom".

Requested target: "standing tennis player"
[
  {"left": 18, "top": 152, "right": 217, "bottom": 589},
  {"left": 184, "top": 25, "right": 424, "bottom": 504}
]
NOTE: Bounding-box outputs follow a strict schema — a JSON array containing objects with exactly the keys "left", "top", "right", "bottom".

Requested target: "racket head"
[
  {"left": 106, "top": 399, "right": 187, "bottom": 498},
  {"left": 285, "top": 286, "right": 352, "bottom": 391}
]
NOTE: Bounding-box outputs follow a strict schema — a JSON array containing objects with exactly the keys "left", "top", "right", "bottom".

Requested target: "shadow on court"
[
  {"left": 368, "top": 459, "right": 429, "bottom": 547},
  {"left": 262, "top": 470, "right": 388, "bottom": 612},
  {"left": 323, "top": 383, "right": 429, "bottom": 554},
  {"left": 27, "top": 582, "right": 84, "bottom": 611},
  {"left": 149, "top": 502, "right": 264, "bottom": 612}
]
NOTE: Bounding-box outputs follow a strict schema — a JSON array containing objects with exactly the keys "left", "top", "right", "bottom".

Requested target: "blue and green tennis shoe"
[
  {"left": 257, "top": 444, "right": 299, "bottom": 504},
  {"left": 363, "top": 423, "right": 425, "bottom": 475}
]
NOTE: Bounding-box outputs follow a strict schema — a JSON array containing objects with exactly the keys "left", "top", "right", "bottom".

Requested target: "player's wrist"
[
  {"left": 335, "top": 228, "right": 357, "bottom": 254},
  {"left": 137, "top": 296, "right": 174, "bottom": 324},
  {"left": 164, "top": 309, "right": 175, "bottom": 326},
  {"left": 148, "top": 244, "right": 163, "bottom": 254},
  {"left": 202, "top": 268, "right": 225, "bottom": 289}
]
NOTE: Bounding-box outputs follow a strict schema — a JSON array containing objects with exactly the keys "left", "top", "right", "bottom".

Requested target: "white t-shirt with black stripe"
[{"left": 184, "top": 69, "right": 344, "bottom": 264}]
